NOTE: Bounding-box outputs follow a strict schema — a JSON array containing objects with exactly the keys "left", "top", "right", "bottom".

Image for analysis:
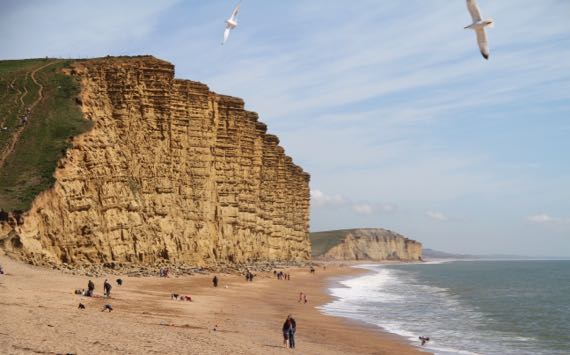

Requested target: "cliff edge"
[
  {"left": 310, "top": 228, "right": 422, "bottom": 261},
  {"left": 0, "top": 56, "right": 311, "bottom": 267}
]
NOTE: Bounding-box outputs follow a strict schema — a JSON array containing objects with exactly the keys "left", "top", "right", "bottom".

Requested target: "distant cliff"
[
  {"left": 0, "top": 56, "right": 311, "bottom": 266},
  {"left": 310, "top": 229, "right": 422, "bottom": 261}
]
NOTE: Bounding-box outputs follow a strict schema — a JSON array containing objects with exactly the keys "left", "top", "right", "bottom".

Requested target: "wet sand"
[{"left": 0, "top": 254, "right": 427, "bottom": 354}]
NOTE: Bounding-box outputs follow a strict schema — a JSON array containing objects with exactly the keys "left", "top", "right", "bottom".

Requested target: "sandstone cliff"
[
  {"left": 310, "top": 229, "right": 422, "bottom": 261},
  {"left": 0, "top": 56, "right": 311, "bottom": 266}
]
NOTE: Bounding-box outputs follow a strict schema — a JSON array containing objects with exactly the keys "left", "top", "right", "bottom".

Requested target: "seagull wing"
[
  {"left": 475, "top": 28, "right": 490, "bottom": 59},
  {"left": 222, "top": 27, "right": 231, "bottom": 45},
  {"left": 230, "top": 3, "right": 240, "bottom": 21},
  {"left": 466, "top": 0, "right": 482, "bottom": 22}
]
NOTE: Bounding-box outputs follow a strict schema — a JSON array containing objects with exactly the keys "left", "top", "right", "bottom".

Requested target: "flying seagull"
[
  {"left": 464, "top": 0, "right": 494, "bottom": 60},
  {"left": 222, "top": 2, "right": 241, "bottom": 45}
]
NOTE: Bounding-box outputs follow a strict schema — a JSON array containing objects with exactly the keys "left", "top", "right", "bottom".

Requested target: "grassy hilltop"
[
  {"left": 0, "top": 59, "right": 92, "bottom": 212},
  {"left": 309, "top": 229, "right": 359, "bottom": 257}
]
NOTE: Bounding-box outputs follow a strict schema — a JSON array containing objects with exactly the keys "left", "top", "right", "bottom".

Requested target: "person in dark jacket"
[
  {"left": 87, "top": 280, "right": 95, "bottom": 297},
  {"left": 282, "top": 317, "right": 291, "bottom": 348},
  {"left": 212, "top": 275, "right": 219, "bottom": 287},
  {"left": 282, "top": 314, "right": 297, "bottom": 348},
  {"left": 289, "top": 315, "right": 297, "bottom": 349},
  {"left": 103, "top": 279, "right": 112, "bottom": 297}
]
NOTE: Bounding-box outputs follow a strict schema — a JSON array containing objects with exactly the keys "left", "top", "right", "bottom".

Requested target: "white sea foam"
[
  {"left": 328, "top": 268, "right": 405, "bottom": 304},
  {"left": 428, "top": 345, "right": 482, "bottom": 355},
  {"left": 421, "top": 259, "right": 458, "bottom": 265}
]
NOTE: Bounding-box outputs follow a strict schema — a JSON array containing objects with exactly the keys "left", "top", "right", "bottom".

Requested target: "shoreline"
[
  {"left": 0, "top": 255, "right": 426, "bottom": 354},
  {"left": 316, "top": 262, "right": 433, "bottom": 353}
]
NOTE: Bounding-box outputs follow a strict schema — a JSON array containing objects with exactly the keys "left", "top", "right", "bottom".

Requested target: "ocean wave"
[{"left": 319, "top": 263, "right": 554, "bottom": 355}]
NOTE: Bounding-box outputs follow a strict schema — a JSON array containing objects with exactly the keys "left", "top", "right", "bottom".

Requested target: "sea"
[{"left": 319, "top": 260, "right": 570, "bottom": 355}]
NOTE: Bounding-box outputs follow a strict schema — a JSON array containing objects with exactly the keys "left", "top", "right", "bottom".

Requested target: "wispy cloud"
[
  {"left": 526, "top": 213, "right": 557, "bottom": 224},
  {"left": 426, "top": 211, "right": 448, "bottom": 221},
  {"left": 310, "top": 189, "right": 396, "bottom": 216},
  {"left": 310, "top": 189, "right": 346, "bottom": 207},
  {"left": 352, "top": 203, "right": 373, "bottom": 215}
]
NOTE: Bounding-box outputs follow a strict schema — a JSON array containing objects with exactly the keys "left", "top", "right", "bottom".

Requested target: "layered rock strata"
[
  {"left": 0, "top": 56, "right": 311, "bottom": 266},
  {"left": 318, "top": 229, "right": 422, "bottom": 261}
]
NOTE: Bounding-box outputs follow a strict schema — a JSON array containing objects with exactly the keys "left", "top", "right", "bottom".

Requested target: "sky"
[{"left": 1, "top": 0, "right": 569, "bottom": 256}]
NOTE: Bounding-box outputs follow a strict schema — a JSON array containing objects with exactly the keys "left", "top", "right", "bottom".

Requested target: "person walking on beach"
[
  {"left": 103, "top": 279, "right": 112, "bottom": 297},
  {"left": 298, "top": 292, "right": 304, "bottom": 303},
  {"left": 212, "top": 275, "right": 219, "bottom": 287},
  {"left": 282, "top": 314, "right": 297, "bottom": 349},
  {"left": 87, "top": 279, "right": 95, "bottom": 297},
  {"left": 289, "top": 315, "right": 297, "bottom": 349},
  {"left": 282, "top": 315, "right": 292, "bottom": 348}
]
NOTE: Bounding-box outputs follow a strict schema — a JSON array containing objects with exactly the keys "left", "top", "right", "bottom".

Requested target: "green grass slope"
[
  {"left": 309, "top": 229, "right": 360, "bottom": 257},
  {"left": 0, "top": 59, "right": 92, "bottom": 212}
]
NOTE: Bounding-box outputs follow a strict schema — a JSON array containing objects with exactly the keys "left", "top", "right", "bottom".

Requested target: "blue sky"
[{"left": 1, "top": 0, "right": 569, "bottom": 256}]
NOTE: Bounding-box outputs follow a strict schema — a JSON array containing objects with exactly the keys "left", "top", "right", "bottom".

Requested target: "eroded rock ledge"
[{"left": 0, "top": 56, "right": 311, "bottom": 266}]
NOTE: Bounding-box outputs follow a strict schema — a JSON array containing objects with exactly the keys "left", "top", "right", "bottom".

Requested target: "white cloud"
[
  {"left": 352, "top": 203, "right": 372, "bottom": 215},
  {"left": 311, "top": 189, "right": 396, "bottom": 216},
  {"left": 310, "top": 189, "right": 346, "bottom": 206},
  {"left": 378, "top": 203, "right": 398, "bottom": 214},
  {"left": 526, "top": 213, "right": 557, "bottom": 224},
  {"left": 426, "top": 211, "right": 448, "bottom": 221}
]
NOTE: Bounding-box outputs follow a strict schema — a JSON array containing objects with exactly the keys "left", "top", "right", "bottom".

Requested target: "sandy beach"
[{"left": 0, "top": 254, "right": 427, "bottom": 355}]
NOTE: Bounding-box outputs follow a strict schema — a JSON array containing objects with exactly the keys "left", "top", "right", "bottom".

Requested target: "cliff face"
[
  {"left": 0, "top": 56, "right": 311, "bottom": 266},
  {"left": 315, "top": 229, "right": 422, "bottom": 261}
]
